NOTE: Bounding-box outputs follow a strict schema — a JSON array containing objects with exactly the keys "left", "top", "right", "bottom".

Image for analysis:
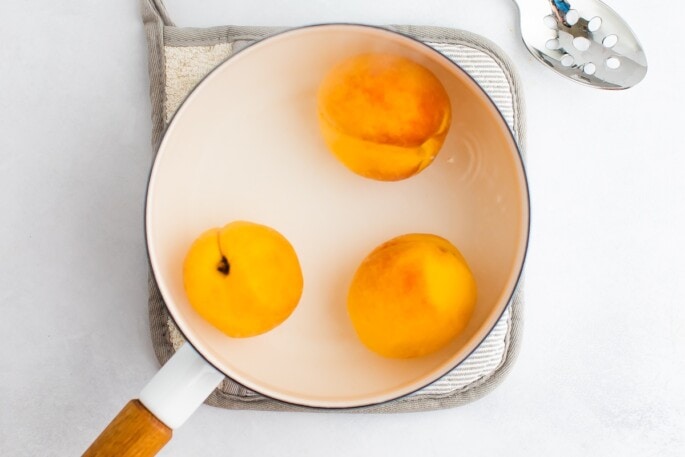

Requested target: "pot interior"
[{"left": 146, "top": 24, "right": 529, "bottom": 408}]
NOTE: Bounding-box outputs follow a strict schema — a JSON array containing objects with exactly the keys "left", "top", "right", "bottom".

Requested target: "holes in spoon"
[
  {"left": 588, "top": 16, "right": 602, "bottom": 32},
  {"left": 565, "top": 10, "right": 580, "bottom": 26},
  {"left": 560, "top": 54, "right": 574, "bottom": 67},
  {"left": 583, "top": 63, "right": 596, "bottom": 75},
  {"left": 603, "top": 34, "right": 618, "bottom": 48},
  {"left": 543, "top": 15, "right": 558, "bottom": 29},
  {"left": 606, "top": 57, "right": 621, "bottom": 69},
  {"left": 573, "top": 36, "right": 591, "bottom": 51},
  {"left": 546, "top": 39, "right": 561, "bottom": 50}
]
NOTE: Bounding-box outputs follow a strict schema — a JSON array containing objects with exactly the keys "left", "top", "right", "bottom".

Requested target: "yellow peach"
[
  {"left": 183, "top": 221, "right": 303, "bottom": 337},
  {"left": 347, "top": 234, "right": 476, "bottom": 358},
  {"left": 318, "top": 53, "right": 451, "bottom": 181}
]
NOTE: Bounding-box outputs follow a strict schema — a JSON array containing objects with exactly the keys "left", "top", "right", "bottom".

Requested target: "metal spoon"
[{"left": 512, "top": 0, "right": 647, "bottom": 89}]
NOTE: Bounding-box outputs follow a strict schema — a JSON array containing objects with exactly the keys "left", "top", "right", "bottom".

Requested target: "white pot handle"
[
  {"left": 82, "top": 343, "right": 224, "bottom": 456},
  {"left": 140, "top": 343, "right": 225, "bottom": 429}
]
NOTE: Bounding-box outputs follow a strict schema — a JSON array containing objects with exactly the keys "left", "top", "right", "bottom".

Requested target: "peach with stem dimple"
[{"left": 183, "top": 221, "right": 304, "bottom": 338}]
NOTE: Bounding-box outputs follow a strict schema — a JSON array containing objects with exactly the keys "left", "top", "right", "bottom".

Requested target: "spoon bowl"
[{"left": 513, "top": 0, "right": 647, "bottom": 89}]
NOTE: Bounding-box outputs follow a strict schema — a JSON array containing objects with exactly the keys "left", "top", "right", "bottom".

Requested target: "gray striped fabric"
[
  {"left": 431, "top": 43, "right": 516, "bottom": 127},
  {"left": 416, "top": 307, "right": 510, "bottom": 396},
  {"left": 142, "top": 0, "right": 525, "bottom": 413}
]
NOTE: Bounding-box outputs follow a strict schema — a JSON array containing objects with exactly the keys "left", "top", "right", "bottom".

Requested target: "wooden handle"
[{"left": 83, "top": 400, "right": 172, "bottom": 457}]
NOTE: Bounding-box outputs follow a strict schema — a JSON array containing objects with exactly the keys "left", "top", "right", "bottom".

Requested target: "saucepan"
[{"left": 84, "top": 24, "right": 529, "bottom": 456}]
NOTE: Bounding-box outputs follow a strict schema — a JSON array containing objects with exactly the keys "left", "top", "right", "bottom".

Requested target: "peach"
[
  {"left": 183, "top": 221, "right": 303, "bottom": 337},
  {"left": 347, "top": 234, "right": 477, "bottom": 358},
  {"left": 317, "top": 53, "right": 451, "bottom": 181}
]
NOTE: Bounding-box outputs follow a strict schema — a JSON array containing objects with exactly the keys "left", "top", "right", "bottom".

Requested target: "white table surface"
[{"left": 1, "top": 0, "right": 683, "bottom": 455}]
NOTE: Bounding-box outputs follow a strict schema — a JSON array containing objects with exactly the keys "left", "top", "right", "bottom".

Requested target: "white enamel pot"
[{"left": 84, "top": 24, "right": 529, "bottom": 456}]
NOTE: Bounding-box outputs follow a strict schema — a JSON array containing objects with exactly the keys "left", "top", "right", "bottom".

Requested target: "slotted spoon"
[{"left": 512, "top": 0, "right": 647, "bottom": 89}]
